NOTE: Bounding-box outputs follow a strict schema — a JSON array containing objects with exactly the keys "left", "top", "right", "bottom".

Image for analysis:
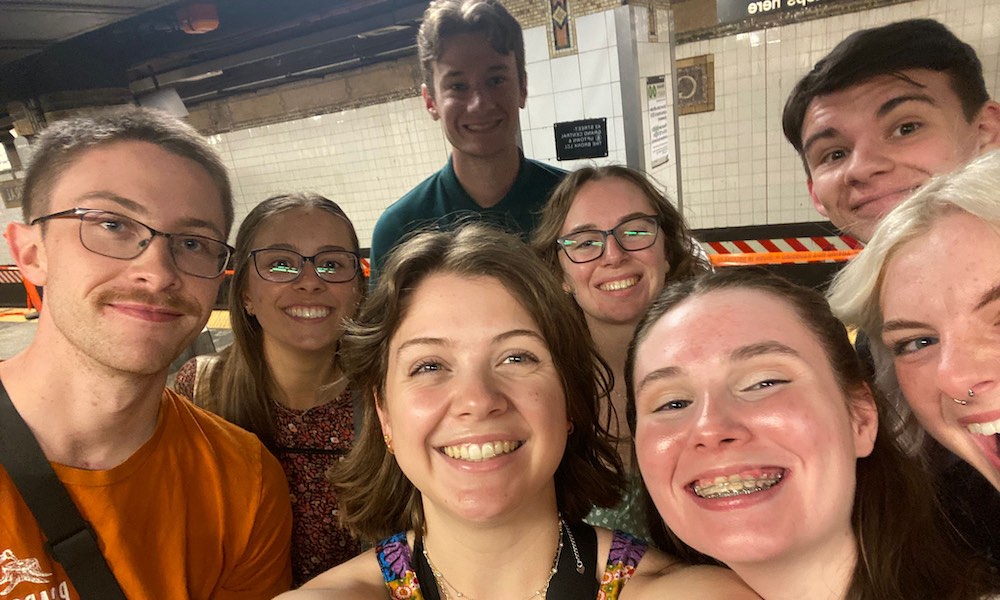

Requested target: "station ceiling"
[{"left": 0, "top": 0, "right": 428, "bottom": 115}]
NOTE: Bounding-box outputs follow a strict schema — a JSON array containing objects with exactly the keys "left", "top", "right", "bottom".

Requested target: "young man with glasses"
[
  {"left": 0, "top": 108, "right": 293, "bottom": 599},
  {"left": 368, "top": 0, "right": 565, "bottom": 278}
]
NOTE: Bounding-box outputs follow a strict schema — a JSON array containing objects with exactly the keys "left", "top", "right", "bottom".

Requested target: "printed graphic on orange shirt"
[{"left": 0, "top": 549, "right": 52, "bottom": 596}]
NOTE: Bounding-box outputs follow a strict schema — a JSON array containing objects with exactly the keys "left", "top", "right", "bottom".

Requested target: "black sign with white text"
[
  {"left": 717, "top": 0, "right": 851, "bottom": 25},
  {"left": 554, "top": 118, "right": 608, "bottom": 161}
]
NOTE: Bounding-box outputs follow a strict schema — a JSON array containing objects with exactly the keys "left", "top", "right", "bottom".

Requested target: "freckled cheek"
[{"left": 894, "top": 363, "right": 937, "bottom": 415}]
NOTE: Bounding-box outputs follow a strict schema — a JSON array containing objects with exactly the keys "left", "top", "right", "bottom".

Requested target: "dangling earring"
[
  {"left": 383, "top": 434, "right": 394, "bottom": 454},
  {"left": 244, "top": 303, "right": 254, "bottom": 316}
]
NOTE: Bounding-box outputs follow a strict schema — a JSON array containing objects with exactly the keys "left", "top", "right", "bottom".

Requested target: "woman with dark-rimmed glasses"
[
  {"left": 174, "top": 192, "right": 364, "bottom": 586},
  {"left": 531, "top": 166, "right": 709, "bottom": 539}
]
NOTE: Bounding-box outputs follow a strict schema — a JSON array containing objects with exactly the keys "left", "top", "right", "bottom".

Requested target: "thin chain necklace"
[{"left": 421, "top": 517, "right": 582, "bottom": 600}]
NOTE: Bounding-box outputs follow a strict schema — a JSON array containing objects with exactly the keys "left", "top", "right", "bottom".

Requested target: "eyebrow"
[
  {"left": 78, "top": 191, "right": 225, "bottom": 238},
  {"left": 440, "top": 63, "right": 512, "bottom": 79},
  {"left": 802, "top": 93, "right": 938, "bottom": 156},
  {"left": 802, "top": 127, "right": 838, "bottom": 157},
  {"left": 636, "top": 341, "right": 799, "bottom": 392},
  {"left": 882, "top": 281, "right": 1000, "bottom": 334},
  {"left": 78, "top": 191, "right": 147, "bottom": 214},
  {"left": 876, "top": 93, "right": 937, "bottom": 119},
  {"left": 260, "top": 243, "right": 350, "bottom": 253},
  {"left": 394, "top": 328, "right": 545, "bottom": 358},
  {"left": 881, "top": 318, "right": 929, "bottom": 334},
  {"left": 636, "top": 365, "right": 682, "bottom": 393},
  {"left": 562, "top": 212, "right": 652, "bottom": 236},
  {"left": 975, "top": 281, "right": 1000, "bottom": 311},
  {"left": 731, "top": 341, "right": 800, "bottom": 361}
]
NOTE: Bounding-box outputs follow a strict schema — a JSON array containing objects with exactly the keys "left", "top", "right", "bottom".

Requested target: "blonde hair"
[{"left": 828, "top": 150, "right": 1000, "bottom": 448}]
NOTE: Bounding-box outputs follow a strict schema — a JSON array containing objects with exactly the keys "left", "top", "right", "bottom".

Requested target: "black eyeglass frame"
[
  {"left": 29, "top": 207, "right": 234, "bottom": 279},
  {"left": 556, "top": 214, "right": 661, "bottom": 264},
  {"left": 248, "top": 247, "right": 362, "bottom": 284}
]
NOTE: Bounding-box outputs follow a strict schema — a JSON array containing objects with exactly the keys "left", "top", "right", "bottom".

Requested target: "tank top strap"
[
  {"left": 597, "top": 530, "right": 648, "bottom": 600},
  {"left": 376, "top": 532, "right": 425, "bottom": 599}
]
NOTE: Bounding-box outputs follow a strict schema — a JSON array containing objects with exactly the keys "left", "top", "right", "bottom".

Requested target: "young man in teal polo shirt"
[{"left": 369, "top": 0, "right": 564, "bottom": 276}]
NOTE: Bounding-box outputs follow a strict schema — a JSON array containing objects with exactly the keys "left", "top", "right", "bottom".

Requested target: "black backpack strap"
[{"left": 0, "top": 380, "right": 127, "bottom": 599}]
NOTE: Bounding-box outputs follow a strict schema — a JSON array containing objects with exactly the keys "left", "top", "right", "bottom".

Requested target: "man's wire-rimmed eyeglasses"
[
  {"left": 30, "top": 208, "right": 233, "bottom": 279},
  {"left": 249, "top": 248, "right": 361, "bottom": 284},
  {"left": 556, "top": 215, "right": 660, "bottom": 264}
]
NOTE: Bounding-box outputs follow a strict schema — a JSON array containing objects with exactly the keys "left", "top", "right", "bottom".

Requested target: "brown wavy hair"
[
  {"left": 330, "top": 222, "right": 624, "bottom": 541},
  {"left": 531, "top": 165, "right": 709, "bottom": 291},
  {"left": 625, "top": 267, "right": 999, "bottom": 600}
]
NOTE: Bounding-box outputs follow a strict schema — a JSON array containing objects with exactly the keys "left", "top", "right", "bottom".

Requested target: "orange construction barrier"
[
  {"left": 0, "top": 266, "right": 40, "bottom": 317},
  {"left": 710, "top": 249, "right": 860, "bottom": 267}
]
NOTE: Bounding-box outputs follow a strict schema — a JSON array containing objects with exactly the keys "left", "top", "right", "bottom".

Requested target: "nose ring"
[
  {"left": 953, "top": 397, "right": 968, "bottom": 406},
  {"left": 968, "top": 388, "right": 976, "bottom": 398}
]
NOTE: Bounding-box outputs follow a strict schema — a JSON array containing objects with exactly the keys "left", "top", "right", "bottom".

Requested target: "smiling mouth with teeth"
[
  {"left": 965, "top": 420, "right": 1000, "bottom": 464},
  {"left": 284, "top": 306, "right": 331, "bottom": 319},
  {"left": 599, "top": 276, "right": 639, "bottom": 292},
  {"left": 441, "top": 440, "right": 522, "bottom": 462},
  {"left": 691, "top": 469, "right": 785, "bottom": 499},
  {"left": 966, "top": 418, "right": 1000, "bottom": 436}
]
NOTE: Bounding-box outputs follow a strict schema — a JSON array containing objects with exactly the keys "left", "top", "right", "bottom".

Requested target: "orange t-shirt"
[{"left": 0, "top": 388, "right": 292, "bottom": 599}]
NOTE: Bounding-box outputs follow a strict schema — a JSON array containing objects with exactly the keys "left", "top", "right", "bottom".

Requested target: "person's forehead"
[
  {"left": 54, "top": 141, "right": 226, "bottom": 234},
  {"left": 645, "top": 289, "right": 814, "bottom": 356},
  {"left": 806, "top": 70, "right": 961, "bottom": 123},
  {"left": 435, "top": 32, "right": 514, "bottom": 70},
  {"left": 563, "top": 179, "right": 655, "bottom": 229},
  {"left": 252, "top": 207, "right": 354, "bottom": 248}
]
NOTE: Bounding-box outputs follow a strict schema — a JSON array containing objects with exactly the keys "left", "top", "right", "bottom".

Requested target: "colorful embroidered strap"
[
  {"left": 599, "top": 530, "right": 647, "bottom": 600},
  {"left": 377, "top": 532, "right": 424, "bottom": 600},
  {"left": 376, "top": 528, "right": 646, "bottom": 600}
]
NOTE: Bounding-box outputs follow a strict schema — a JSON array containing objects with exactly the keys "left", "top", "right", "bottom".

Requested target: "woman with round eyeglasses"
[
  {"left": 532, "top": 165, "right": 709, "bottom": 539},
  {"left": 174, "top": 192, "right": 364, "bottom": 586}
]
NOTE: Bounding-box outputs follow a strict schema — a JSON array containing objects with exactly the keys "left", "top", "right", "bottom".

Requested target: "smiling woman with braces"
[{"left": 627, "top": 268, "right": 999, "bottom": 599}]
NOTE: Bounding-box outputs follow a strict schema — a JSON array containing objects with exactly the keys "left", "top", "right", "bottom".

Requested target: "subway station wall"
[
  {"left": 675, "top": 0, "right": 999, "bottom": 230},
  {"left": 200, "top": 0, "right": 996, "bottom": 248},
  {"left": 204, "top": 7, "right": 631, "bottom": 253},
  {"left": 0, "top": 0, "right": 997, "bottom": 265}
]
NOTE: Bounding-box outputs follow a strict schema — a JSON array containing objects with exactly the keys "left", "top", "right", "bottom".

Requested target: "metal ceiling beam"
[{"left": 129, "top": 5, "right": 423, "bottom": 95}]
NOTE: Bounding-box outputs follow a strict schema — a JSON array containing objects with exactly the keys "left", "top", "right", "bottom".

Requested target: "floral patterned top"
[
  {"left": 175, "top": 356, "right": 361, "bottom": 587},
  {"left": 375, "top": 527, "right": 646, "bottom": 600}
]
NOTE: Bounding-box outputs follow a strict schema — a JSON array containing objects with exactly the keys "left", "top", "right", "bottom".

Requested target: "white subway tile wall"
[
  {"left": 209, "top": 101, "right": 449, "bottom": 249},
  {"left": 520, "top": 8, "right": 626, "bottom": 173},
  {"left": 1, "top": 1, "right": 996, "bottom": 266},
  {"left": 676, "top": 1, "right": 1000, "bottom": 229}
]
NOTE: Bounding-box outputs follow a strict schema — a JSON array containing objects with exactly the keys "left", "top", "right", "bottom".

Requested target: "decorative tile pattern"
[{"left": 551, "top": 0, "right": 573, "bottom": 50}]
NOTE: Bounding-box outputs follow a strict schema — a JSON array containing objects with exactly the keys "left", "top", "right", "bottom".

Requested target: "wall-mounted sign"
[
  {"left": 554, "top": 118, "right": 608, "bottom": 161},
  {"left": 646, "top": 76, "right": 670, "bottom": 168},
  {"left": 676, "top": 54, "right": 715, "bottom": 115},
  {"left": 717, "top": 0, "right": 851, "bottom": 25}
]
